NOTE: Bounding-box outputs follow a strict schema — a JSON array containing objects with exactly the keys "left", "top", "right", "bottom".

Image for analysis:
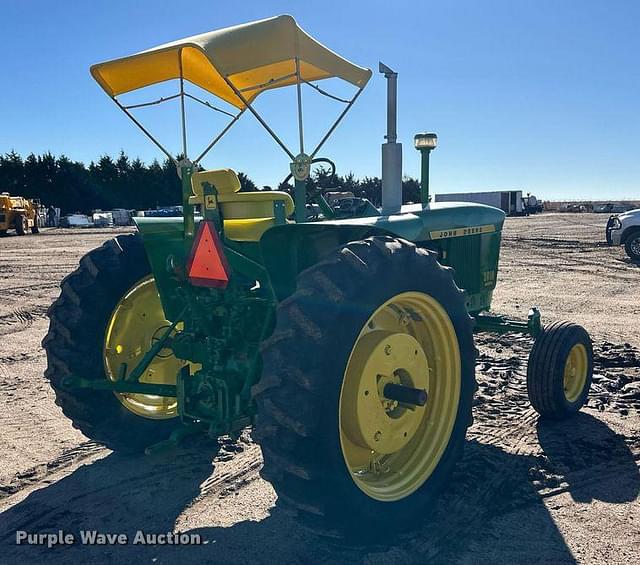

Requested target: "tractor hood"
[{"left": 269, "top": 202, "right": 506, "bottom": 243}]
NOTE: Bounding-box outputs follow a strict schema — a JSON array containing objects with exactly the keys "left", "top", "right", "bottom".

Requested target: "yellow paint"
[
  {"left": 339, "top": 291, "right": 461, "bottom": 502},
  {"left": 189, "top": 168, "right": 294, "bottom": 241},
  {"left": 104, "top": 276, "right": 187, "bottom": 419},
  {"left": 90, "top": 15, "right": 372, "bottom": 107},
  {"left": 564, "top": 343, "right": 588, "bottom": 402}
]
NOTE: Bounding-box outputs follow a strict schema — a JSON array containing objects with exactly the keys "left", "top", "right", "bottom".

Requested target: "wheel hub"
[
  {"left": 341, "top": 331, "right": 429, "bottom": 454},
  {"left": 104, "top": 276, "right": 184, "bottom": 419},
  {"left": 338, "top": 291, "right": 462, "bottom": 502},
  {"left": 564, "top": 342, "right": 588, "bottom": 402}
]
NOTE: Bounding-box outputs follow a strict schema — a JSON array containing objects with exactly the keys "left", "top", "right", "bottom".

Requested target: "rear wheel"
[
  {"left": 527, "top": 321, "right": 593, "bottom": 419},
  {"left": 43, "top": 233, "right": 183, "bottom": 452},
  {"left": 254, "top": 236, "right": 476, "bottom": 540},
  {"left": 625, "top": 231, "right": 640, "bottom": 261}
]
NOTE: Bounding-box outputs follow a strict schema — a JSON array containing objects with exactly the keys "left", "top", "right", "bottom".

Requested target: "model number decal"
[{"left": 429, "top": 224, "right": 496, "bottom": 240}]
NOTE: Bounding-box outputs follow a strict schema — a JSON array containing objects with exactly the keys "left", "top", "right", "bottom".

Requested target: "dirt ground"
[{"left": 0, "top": 213, "right": 638, "bottom": 564}]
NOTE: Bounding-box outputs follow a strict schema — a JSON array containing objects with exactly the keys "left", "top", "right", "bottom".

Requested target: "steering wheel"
[{"left": 281, "top": 157, "right": 337, "bottom": 202}]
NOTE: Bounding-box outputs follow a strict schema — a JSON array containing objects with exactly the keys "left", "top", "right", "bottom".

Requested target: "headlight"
[{"left": 610, "top": 217, "right": 622, "bottom": 229}]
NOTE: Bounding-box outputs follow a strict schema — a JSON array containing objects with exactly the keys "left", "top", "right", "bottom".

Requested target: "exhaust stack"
[{"left": 380, "top": 62, "right": 402, "bottom": 215}]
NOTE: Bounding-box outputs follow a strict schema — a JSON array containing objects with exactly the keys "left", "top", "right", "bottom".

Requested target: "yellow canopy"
[{"left": 90, "top": 15, "right": 372, "bottom": 108}]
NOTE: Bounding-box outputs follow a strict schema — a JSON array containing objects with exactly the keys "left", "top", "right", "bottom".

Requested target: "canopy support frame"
[
  {"left": 222, "top": 71, "right": 366, "bottom": 165},
  {"left": 222, "top": 75, "right": 296, "bottom": 161},
  {"left": 178, "top": 49, "right": 188, "bottom": 160},
  {"left": 309, "top": 84, "right": 366, "bottom": 160},
  {"left": 111, "top": 82, "right": 245, "bottom": 169},
  {"left": 112, "top": 97, "right": 178, "bottom": 166},
  {"left": 193, "top": 108, "right": 246, "bottom": 165},
  {"left": 295, "top": 57, "right": 305, "bottom": 155}
]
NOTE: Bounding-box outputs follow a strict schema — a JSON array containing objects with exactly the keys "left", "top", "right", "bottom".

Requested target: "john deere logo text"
[{"left": 429, "top": 224, "right": 496, "bottom": 240}]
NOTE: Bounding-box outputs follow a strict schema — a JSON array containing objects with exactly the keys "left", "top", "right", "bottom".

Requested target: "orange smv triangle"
[{"left": 187, "top": 220, "right": 230, "bottom": 288}]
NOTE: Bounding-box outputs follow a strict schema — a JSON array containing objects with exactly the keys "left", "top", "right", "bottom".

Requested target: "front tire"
[
  {"left": 625, "top": 231, "right": 640, "bottom": 261},
  {"left": 43, "top": 233, "right": 182, "bottom": 452},
  {"left": 253, "top": 236, "right": 476, "bottom": 540},
  {"left": 527, "top": 321, "right": 593, "bottom": 419}
]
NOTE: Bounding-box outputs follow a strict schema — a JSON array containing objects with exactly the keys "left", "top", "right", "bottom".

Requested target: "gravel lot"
[{"left": 0, "top": 213, "right": 638, "bottom": 564}]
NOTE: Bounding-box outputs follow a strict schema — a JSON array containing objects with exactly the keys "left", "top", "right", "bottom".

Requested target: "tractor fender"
[{"left": 260, "top": 222, "right": 393, "bottom": 301}]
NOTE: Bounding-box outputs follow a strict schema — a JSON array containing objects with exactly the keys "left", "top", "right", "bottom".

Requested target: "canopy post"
[
  {"left": 222, "top": 76, "right": 295, "bottom": 161},
  {"left": 309, "top": 85, "right": 366, "bottom": 159},
  {"left": 295, "top": 58, "right": 304, "bottom": 155},
  {"left": 194, "top": 108, "right": 246, "bottom": 165},
  {"left": 178, "top": 49, "right": 188, "bottom": 159},
  {"left": 111, "top": 97, "right": 177, "bottom": 166}
]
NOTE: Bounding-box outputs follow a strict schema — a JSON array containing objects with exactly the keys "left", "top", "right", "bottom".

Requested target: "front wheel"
[
  {"left": 253, "top": 236, "right": 476, "bottom": 540},
  {"left": 625, "top": 231, "right": 640, "bottom": 261},
  {"left": 527, "top": 321, "right": 593, "bottom": 419}
]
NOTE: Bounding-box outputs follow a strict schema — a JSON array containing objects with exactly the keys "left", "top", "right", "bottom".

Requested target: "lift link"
[{"left": 61, "top": 307, "right": 188, "bottom": 396}]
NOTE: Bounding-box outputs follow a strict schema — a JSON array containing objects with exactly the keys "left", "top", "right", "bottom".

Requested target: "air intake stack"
[{"left": 380, "top": 62, "right": 403, "bottom": 215}]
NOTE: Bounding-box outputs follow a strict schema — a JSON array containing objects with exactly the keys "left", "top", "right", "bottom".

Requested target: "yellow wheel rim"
[
  {"left": 563, "top": 343, "right": 588, "bottom": 402},
  {"left": 104, "top": 276, "right": 184, "bottom": 419},
  {"left": 339, "top": 291, "right": 461, "bottom": 502}
]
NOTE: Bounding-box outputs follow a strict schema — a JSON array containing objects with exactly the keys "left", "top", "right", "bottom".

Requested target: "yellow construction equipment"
[{"left": 0, "top": 193, "right": 40, "bottom": 235}]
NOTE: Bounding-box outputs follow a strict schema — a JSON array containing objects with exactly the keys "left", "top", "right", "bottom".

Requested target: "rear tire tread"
[
  {"left": 43, "top": 233, "right": 179, "bottom": 452},
  {"left": 254, "top": 236, "right": 476, "bottom": 540}
]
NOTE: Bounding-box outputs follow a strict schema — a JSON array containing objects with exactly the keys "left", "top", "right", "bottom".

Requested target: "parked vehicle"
[
  {"left": 0, "top": 192, "right": 40, "bottom": 235},
  {"left": 435, "top": 190, "right": 524, "bottom": 215},
  {"left": 522, "top": 193, "right": 543, "bottom": 215},
  {"left": 606, "top": 208, "right": 640, "bottom": 260}
]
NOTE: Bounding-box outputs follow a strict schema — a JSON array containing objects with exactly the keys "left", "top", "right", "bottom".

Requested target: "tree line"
[{"left": 0, "top": 151, "right": 421, "bottom": 214}]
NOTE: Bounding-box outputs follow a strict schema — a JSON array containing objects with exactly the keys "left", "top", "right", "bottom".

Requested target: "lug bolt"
[
  {"left": 374, "top": 431, "right": 382, "bottom": 442},
  {"left": 384, "top": 345, "right": 392, "bottom": 356}
]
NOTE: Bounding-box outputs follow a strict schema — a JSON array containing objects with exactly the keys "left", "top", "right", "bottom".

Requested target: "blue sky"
[{"left": 1, "top": 0, "right": 638, "bottom": 199}]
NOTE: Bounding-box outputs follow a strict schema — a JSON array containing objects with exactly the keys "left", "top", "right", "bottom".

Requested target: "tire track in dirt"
[
  {"left": 388, "top": 332, "right": 640, "bottom": 563},
  {"left": 0, "top": 435, "right": 260, "bottom": 544},
  {"left": 0, "top": 305, "right": 48, "bottom": 337},
  {"left": 0, "top": 441, "right": 106, "bottom": 500},
  {"left": 502, "top": 245, "right": 635, "bottom": 282},
  {"left": 0, "top": 282, "right": 60, "bottom": 296}
]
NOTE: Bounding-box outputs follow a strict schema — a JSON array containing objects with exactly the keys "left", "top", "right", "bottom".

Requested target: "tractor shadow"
[
  {"left": 1, "top": 413, "right": 637, "bottom": 564},
  {"left": 0, "top": 439, "right": 220, "bottom": 563}
]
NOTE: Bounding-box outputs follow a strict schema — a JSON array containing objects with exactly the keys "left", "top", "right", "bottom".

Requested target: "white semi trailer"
[{"left": 434, "top": 190, "right": 524, "bottom": 216}]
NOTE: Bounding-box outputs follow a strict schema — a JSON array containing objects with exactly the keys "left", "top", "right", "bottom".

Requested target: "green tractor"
[{"left": 44, "top": 15, "right": 593, "bottom": 539}]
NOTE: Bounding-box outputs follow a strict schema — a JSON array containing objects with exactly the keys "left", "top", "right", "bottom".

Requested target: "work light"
[{"left": 414, "top": 133, "right": 438, "bottom": 150}]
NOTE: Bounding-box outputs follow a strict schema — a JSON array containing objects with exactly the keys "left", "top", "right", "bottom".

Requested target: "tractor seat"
[{"left": 190, "top": 169, "right": 294, "bottom": 242}]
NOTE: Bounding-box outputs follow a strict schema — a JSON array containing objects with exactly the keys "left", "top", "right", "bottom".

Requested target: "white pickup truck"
[{"left": 606, "top": 209, "right": 640, "bottom": 260}]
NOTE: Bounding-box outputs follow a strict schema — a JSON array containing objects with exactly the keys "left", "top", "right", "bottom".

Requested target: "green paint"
[
  {"left": 115, "top": 197, "right": 506, "bottom": 433},
  {"left": 420, "top": 150, "right": 430, "bottom": 206}
]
